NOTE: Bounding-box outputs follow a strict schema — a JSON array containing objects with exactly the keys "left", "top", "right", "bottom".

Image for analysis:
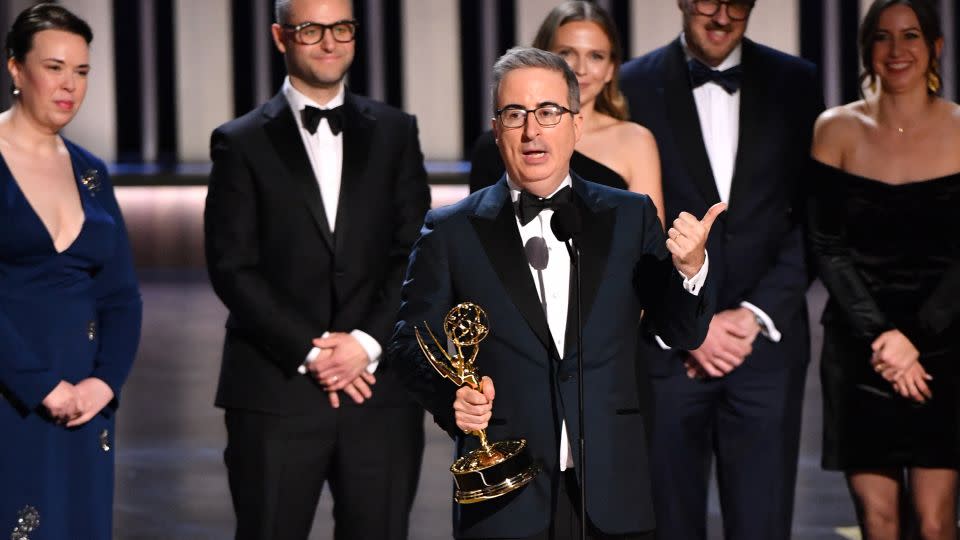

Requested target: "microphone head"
[{"left": 550, "top": 203, "right": 582, "bottom": 242}]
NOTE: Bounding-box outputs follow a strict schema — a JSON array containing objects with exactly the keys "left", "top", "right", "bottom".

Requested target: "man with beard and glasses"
[
  {"left": 204, "top": 0, "right": 430, "bottom": 538},
  {"left": 619, "top": 1, "right": 824, "bottom": 539}
]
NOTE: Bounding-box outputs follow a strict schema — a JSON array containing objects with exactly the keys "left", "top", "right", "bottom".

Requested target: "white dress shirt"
[
  {"left": 282, "top": 78, "right": 381, "bottom": 374},
  {"left": 679, "top": 34, "right": 781, "bottom": 342},
  {"left": 507, "top": 176, "right": 708, "bottom": 470}
]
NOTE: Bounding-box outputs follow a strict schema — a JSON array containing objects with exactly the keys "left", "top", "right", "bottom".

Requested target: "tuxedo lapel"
[
  {"left": 262, "top": 93, "right": 334, "bottom": 250},
  {"left": 469, "top": 181, "right": 556, "bottom": 356},
  {"left": 564, "top": 177, "right": 615, "bottom": 358},
  {"left": 662, "top": 39, "right": 722, "bottom": 206},
  {"left": 333, "top": 93, "right": 375, "bottom": 255},
  {"left": 727, "top": 40, "right": 765, "bottom": 213}
]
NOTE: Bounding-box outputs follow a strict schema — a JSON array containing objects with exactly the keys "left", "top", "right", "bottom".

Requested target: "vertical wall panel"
[
  {"left": 403, "top": 0, "right": 461, "bottom": 160},
  {"left": 61, "top": 0, "right": 117, "bottom": 161},
  {"left": 822, "top": 1, "right": 842, "bottom": 107},
  {"left": 630, "top": 1, "right": 682, "bottom": 57},
  {"left": 113, "top": 0, "right": 142, "bottom": 162},
  {"left": 516, "top": 0, "right": 559, "bottom": 48},
  {"left": 940, "top": 0, "right": 955, "bottom": 101},
  {"left": 746, "top": 0, "right": 800, "bottom": 55},
  {"left": 175, "top": 0, "right": 233, "bottom": 162}
]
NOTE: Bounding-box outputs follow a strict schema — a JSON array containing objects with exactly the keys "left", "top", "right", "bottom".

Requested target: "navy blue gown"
[{"left": 0, "top": 139, "right": 142, "bottom": 539}]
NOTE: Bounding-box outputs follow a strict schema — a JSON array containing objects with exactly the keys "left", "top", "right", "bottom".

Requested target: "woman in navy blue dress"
[{"left": 0, "top": 4, "right": 141, "bottom": 538}]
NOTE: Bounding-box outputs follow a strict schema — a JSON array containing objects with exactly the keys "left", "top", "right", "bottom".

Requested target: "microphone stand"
[
  {"left": 569, "top": 238, "right": 586, "bottom": 540},
  {"left": 553, "top": 203, "right": 587, "bottom": 540}
]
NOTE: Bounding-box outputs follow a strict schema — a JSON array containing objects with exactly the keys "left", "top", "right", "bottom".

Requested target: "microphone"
[
  {"left": 551, "top": 201, "right": 588, "bottom": 540},
  {"left": 550, "top": 203, "right": 582, "bottom": 243}
]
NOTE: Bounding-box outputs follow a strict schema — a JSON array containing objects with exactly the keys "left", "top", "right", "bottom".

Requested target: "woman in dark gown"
[
  {"left": 0, "top": 5, "right": 141, "bottom": 538},
  {"left": 469, "top": 1, "right": 664, "bottom": 226},
  {"left": 809, "top": 1, "right": 959, "bottom": 538}
]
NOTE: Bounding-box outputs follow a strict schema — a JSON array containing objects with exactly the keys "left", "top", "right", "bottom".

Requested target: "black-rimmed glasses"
[
  {"left": 282, "top": 20, "right": 359, "bottom": 44},
  {"left": 692, "top": 0, "right": 755, "bottom": 21},
  {"left": 495, "top": 104, "right": 577, "bottom": 128}
]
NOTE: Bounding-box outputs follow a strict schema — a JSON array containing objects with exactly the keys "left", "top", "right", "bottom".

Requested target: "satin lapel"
[
  {"left": 662, "top": 40, "right": 722, "bottom": 206},
  {"left": 262, "top": 94, "right": 334, "bottom": 250},
  {"left": 564, "top": 177, "right": 614, "bottom": 358},
  {"left": 333, "top": 93, "right": 374, "bottom": 255},
  {"left": 469, "top": 185, "right": 555, "bottom": 355},
  {"left": 728, "top": 40, "right": 765, "bottom": 213}
]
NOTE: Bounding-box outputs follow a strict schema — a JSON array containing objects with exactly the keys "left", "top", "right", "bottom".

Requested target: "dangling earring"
[
  {"left": 927, "top": 59, "right": 941, "bottom": 94},
  {"left": 868, "top": 76, "right": 877, "bottom": 95}
]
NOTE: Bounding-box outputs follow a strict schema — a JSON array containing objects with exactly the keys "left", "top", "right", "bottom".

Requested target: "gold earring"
[
  {"left": 868, "top": 76, "right": 877, "bottom": 94},
  {"left": 927, "top": 60, "right": 941, "bottom": 94}
]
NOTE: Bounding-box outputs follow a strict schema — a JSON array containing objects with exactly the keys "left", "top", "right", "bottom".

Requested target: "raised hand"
[{"left": 667, "top": 202, "right": 727, "bottom": 278}]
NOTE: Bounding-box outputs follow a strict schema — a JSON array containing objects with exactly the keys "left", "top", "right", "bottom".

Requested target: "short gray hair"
[
  {"left": 491, "top": 46, "right": 580, "bottom": 115},
  {"left": 275, "top": 0, "right": 291, "bottom": 23}
]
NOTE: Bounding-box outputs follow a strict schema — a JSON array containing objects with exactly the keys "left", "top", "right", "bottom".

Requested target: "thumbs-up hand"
[{"left": 666, "top": 202, "right": 727, "bottom": 278}]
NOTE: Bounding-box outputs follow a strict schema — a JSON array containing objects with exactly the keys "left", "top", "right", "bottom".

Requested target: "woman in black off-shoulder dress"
[{"left": 808, "top": 1, "right": 959, "bottom": 538}]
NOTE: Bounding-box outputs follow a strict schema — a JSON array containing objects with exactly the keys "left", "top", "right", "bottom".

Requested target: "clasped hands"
[
  {"left": 304, "top": 332, "right": 376, "bottom": 408},
  {"left": 870, "top": 329, "right": 932, "bottom": 403},
  {"left": 41, "top": 378, "right": 114, "bottom": 427},
  {"left": 684, "top": 307, "right": 761, "bottom": 379}
]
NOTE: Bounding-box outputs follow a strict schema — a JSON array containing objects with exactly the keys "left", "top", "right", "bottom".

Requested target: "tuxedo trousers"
[
  {"left": 471, "top": 470, "right": 655, "bottom": 540},
  {"left": 224, "top": 404, "right": 424, "bottom": 540},
  {"left": 649, "top": 354, "right": 808, "bottom": 540}
]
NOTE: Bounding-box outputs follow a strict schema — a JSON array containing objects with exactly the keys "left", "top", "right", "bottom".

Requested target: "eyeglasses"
[
  {"left": 281, "top": 20, "right": 359, "bottom": 44},
  {"left": 495, "top": 104, "right": 576, "bottom": 128},
  {"left": 692, "top": 0, "right": 755, "bottom": 21}
]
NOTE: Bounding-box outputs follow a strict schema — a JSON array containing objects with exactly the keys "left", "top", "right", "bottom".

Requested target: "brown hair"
[
  {"left": 858, "top": 0, "right": 942, "bottom": 96},
  {"left": 5, "top": 3, "right": 93, "bottom": 97},
  {"left": 531, "top": 1, "right": 628, "bottom": 120}
]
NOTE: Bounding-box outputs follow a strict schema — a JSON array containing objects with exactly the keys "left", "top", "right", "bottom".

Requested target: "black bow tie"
[
  {"left": 301, "top": 105, "right": 344, "bottom": 135},
  {"left": 517, "top": 186, "right": 573, "bottom": 226},
  {"left": 688, "top": 59, "right": 743, "bottom": 94}
]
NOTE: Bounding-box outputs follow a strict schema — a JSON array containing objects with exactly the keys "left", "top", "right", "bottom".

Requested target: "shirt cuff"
[
  {"left": 677, "top": 251, "right": 709, "bottom": 296},
  {"left": 297, "top": 330, "right": 381, "bottom": 375},
  {"left": 297, "top": 341, "right": 325, "bottom": 375},
  {"left": 740, "top": 301, "right": 782, "bottom": 343},
  {"left": 350, "top": 329, "right": 381, "bottom": 374}
]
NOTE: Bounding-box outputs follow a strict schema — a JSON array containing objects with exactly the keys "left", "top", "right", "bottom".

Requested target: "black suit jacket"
[
  {"left": 205, "top": 91, "right": 430, "bottom": 414},
  {"left": 388, "top": 176, "right": 713, "bottom": 537},
  {"left": 620, "top": 38, "right": 823, "bottom": 374}
]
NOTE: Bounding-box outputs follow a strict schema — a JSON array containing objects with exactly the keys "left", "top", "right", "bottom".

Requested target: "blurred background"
[{"left": 2, "top": 1, "right": 956, "bottom": 538}]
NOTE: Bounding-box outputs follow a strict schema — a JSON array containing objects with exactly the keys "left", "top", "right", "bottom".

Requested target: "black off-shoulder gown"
[{"left": 808, "top": 159, "right": 960, "bottom": 470}]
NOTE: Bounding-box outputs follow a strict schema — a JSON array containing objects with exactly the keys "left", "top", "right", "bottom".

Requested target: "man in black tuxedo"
[
  {"left": 389, "top": 47, "right": 722, "bottom": 540},
  {"left": 203, "top": 0, "right": 430, "bottom": 538},
  {"left": 619, "top": 1, "right": 824, "bottom": 539}
]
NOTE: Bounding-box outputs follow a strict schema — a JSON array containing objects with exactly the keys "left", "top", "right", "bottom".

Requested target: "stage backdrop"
[{"left": 0, "top": 0, "right": 956, "bottom": 163}]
